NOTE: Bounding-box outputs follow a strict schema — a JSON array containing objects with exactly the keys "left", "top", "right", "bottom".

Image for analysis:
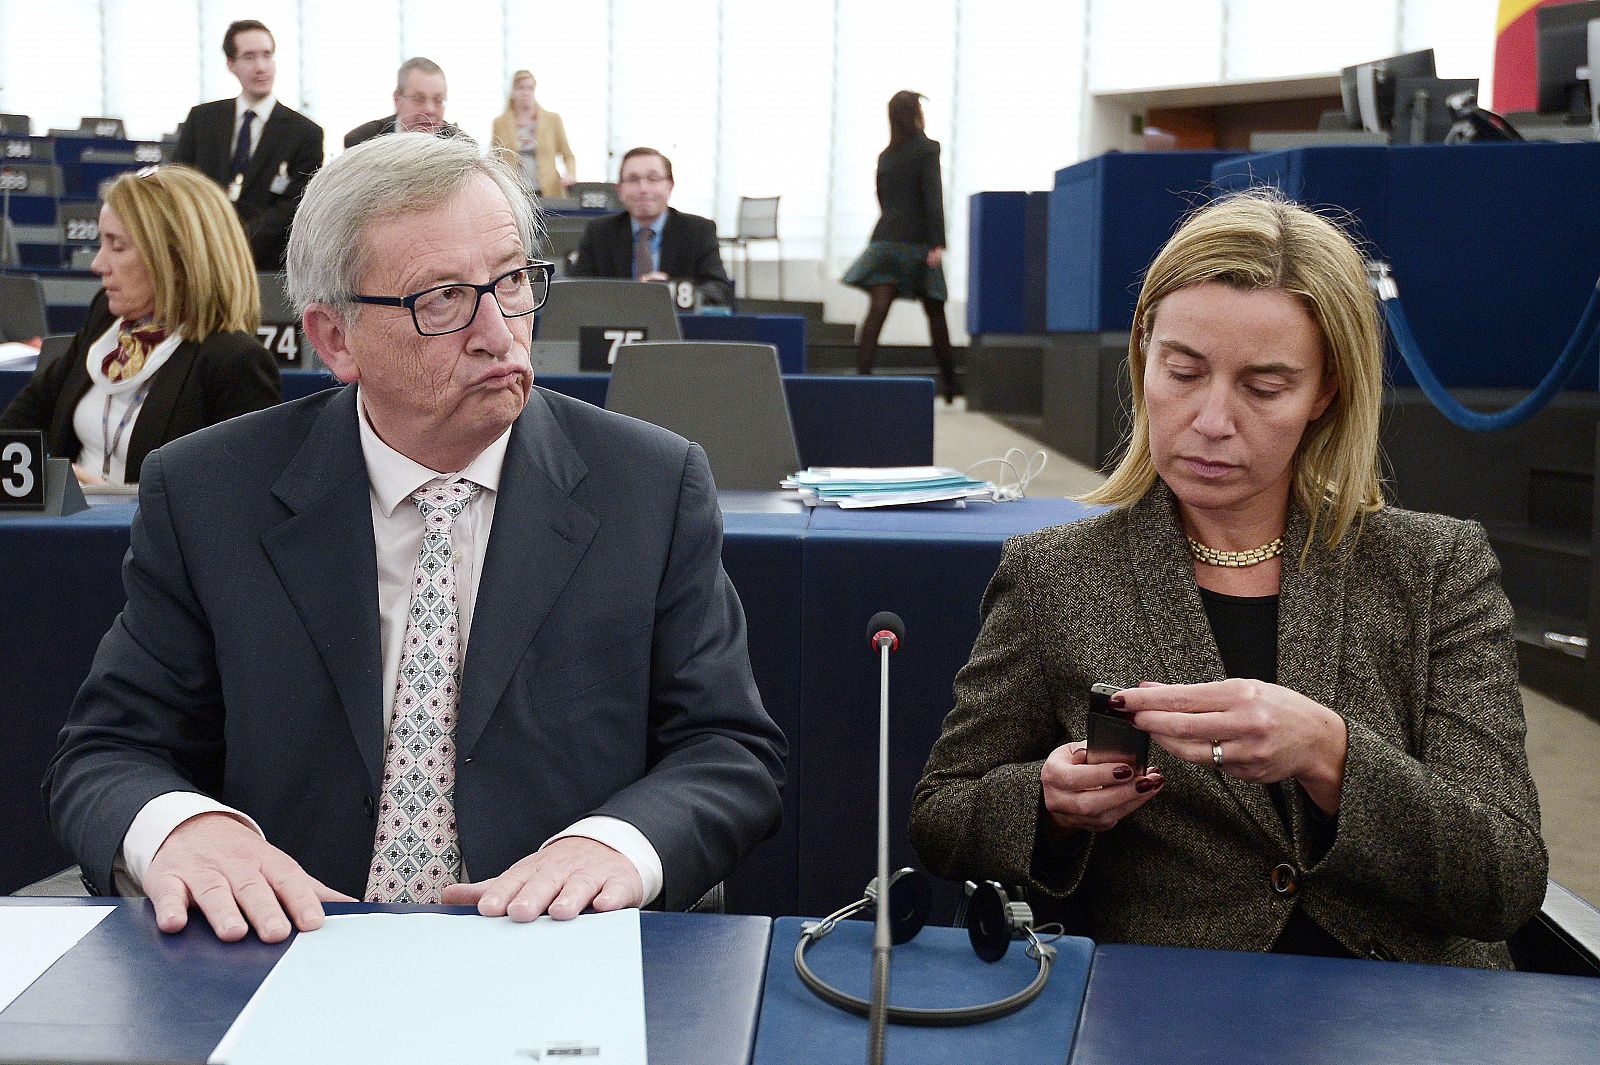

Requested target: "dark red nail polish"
[
  {"left": 1112, "top": 764, "right": 1133, "bottom": 780},
  {"left": 1135, "top": 778, "right": 1154, "bottom": 794},
  {"left": 1109, "top": 693, "right": 1126, "bottom": 709}
]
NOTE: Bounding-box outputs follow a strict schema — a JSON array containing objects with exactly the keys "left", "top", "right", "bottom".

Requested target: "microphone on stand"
[{"left": 865, "top": 610, "right": 904, "bottom": 1065}]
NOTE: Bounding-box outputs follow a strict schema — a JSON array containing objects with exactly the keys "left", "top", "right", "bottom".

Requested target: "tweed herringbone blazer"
[{"left": 909, "top": 482, "right": 1547, "bottom": 969}]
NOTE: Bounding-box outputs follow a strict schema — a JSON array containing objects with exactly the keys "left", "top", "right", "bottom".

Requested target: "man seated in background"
[
  {"left": 44, "top": 132, "right": 785, "bottom": 944},
  {"left": 173, "top": 19, "right": 323, "bottom": 270},
  {"left": 570, "top": 146, "right": 734, "bottom": 307},
  {"left": 344, "top": 57, "right": 460, "bottom": 148}
]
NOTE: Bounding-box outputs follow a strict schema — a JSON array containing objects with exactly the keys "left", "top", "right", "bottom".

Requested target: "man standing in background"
[{"left": 173, "top": 19, "right": 324, "bottom": 271}]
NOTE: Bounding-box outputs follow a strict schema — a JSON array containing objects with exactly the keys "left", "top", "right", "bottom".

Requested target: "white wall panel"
[
  {"left": 608, "top": 0, "right": 722, "bottom": 218},
  {"left": 103, "top": 0, "right": 201, "bottom": 141},
  {"left": 1225, "top": 0, "right": 1397, "bottom": 80},
  {"left": 299, "top": 0, "right": 401, "bottom": 155},
  {"left": 1088, "top": 0, "right": 1224, "bottom": 92},
  {"left": 718, "top": 0, "right": 833, "bottom": 256},
  {"left": 0, "top": 0, "right": 104, "bottom": 135},
  {"left": 504, "top": 0, "right": 610, "bottom": 184},
  {"left": 950, "top": 0, "right": 1086, "bottom": 299}
]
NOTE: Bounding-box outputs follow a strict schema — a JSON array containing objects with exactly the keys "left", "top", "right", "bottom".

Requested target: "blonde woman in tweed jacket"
[{"left": 910, "top": 191, "right": 1547, "bottom": 969}]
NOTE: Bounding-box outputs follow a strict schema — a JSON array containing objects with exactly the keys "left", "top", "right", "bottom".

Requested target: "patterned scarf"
[{"left": 102, "top": 318, "right": 167, "bottom": 383}]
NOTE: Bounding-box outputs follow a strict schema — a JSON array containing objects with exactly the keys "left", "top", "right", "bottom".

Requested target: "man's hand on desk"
[
  {"left": 145, "top": 812, "right": 356, "bottom": 943},
  {"left": 441, "top": 836, "right": 644, "bottom": 922}
]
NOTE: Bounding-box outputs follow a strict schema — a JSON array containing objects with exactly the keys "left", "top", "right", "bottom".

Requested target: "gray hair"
[
  {"left": 395, "top": 56, "right": 445, "bottom": 96},
  {"left": 286, "top": 132, "right": 541, "bottom": 323}
]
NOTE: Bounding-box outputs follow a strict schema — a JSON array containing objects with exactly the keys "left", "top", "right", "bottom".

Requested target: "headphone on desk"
[{"left": 793, "top": 868, "right": 1055, "bottom": 1026}]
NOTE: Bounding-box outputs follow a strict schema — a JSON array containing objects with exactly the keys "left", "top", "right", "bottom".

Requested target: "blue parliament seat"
[
  {"left": 967, "top": 191, "right": 1045, "bottom": 336},
  {"left": 1208, "top": 141, "right": 1600, "bottom": 390},
  {"left": 680, "top": 312, "right": 807, "bottom": 374}
]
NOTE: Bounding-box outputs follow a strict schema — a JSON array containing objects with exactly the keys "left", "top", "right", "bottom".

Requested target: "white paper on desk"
[
  {"left": 214, "top": 909, "right": 646, "bottom": 1065},
  {"left": 0, "top": 906, "right": 115, "bottom": 1014}
]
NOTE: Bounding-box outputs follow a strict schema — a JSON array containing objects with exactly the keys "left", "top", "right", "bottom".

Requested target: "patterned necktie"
[
  {"left": 633, "top": 226, "right": 654, "bottom": 279},
  {"left": 366, "top": 480, "right": 481, "bottom": 904},
  {"left": 102, "top": 318, "right": 167, "bottom": 383},
  {"left": 232, "top": 110, "right": 256, "bottom": 178}
]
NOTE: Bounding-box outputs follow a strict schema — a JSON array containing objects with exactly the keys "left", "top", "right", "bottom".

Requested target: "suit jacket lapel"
[
  {"left": 260, "top": 386, "right": 386, "bottom": 791},
  {"left": 457, "top": 391, "right": 598, "bottom": 758},
  {"left": 1124, "top": 483, "right": 1291, "bottom": 851},
  {"left": 1274, "top": 500, "right": 1349, "bottom": 862},
  {"left": 124, "top": 339, "right": 197, "bottom": 464}
]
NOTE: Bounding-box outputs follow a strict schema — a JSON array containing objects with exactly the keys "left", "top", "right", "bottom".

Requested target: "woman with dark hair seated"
[
  {"left": 1, "top": 164, "right": 278, "bottom": 484},
  {"left": 910, "top": 191, "right": 1546, "bottom": 968}
]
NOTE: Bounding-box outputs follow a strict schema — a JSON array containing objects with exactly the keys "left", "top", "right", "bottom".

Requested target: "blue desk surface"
[
  {"left": 0, "top": 899, "right": 772, "bottom": 1065},
  {"left": 1072, "top": 943, "right": 1600, "bottom": 1065},
  {"left": 754, "top": 916, "right": 1093, "bottom": 1065}
]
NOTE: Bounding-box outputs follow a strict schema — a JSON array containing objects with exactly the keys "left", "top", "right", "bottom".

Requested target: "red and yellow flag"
[{"left": 1495, "top": 0, "right": 1590, "bottom": 112}]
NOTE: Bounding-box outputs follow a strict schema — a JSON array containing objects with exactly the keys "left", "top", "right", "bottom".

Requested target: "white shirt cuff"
[
  {"left": 544, "top": 816, "right": 663, "bottom": 907},
  {"left": 119, "top": 792, "right": 264, "bottom": 891}
]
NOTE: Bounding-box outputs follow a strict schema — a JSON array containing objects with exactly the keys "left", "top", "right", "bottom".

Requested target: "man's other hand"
[
  {"left": 144, "top": 812, "right": 355, "bottom": 943},
  {"left": 441, "top": 836, "right": 644, "bottom": 921}
]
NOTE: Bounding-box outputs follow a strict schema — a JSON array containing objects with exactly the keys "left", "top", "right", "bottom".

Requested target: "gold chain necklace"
[{"left": 1186, "top": 535, "right": 1284, "bottom": 568}]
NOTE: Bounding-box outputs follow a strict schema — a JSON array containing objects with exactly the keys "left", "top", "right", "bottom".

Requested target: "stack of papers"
[{"left": 782, "top": 466, "right": 993, "bottom": 508}]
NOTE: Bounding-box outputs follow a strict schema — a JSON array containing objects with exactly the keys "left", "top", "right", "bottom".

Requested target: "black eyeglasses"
[{"left": 350, "top": 260, "right": 554, "bottom": 337}]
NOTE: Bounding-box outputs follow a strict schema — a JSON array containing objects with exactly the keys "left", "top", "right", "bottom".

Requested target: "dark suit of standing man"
[
  {"left": 44, "top": 132, "right": 785, "bottom": 944},
  {"left": 571, "top": 146, "right": 734, "bottom": 306},
  {"left": 173, "top": 19, "right": 322, "bottom": 270}
]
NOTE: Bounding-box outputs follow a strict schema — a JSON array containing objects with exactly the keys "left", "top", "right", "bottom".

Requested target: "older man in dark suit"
[
  {"left": 44, "top": 132, "right": 785, "bottom": 943},
  {"left": 344, "top": 57, "right": 461, "bottom": 149},
  {"left": 570, "top": 146, "right": 734, "bottom": 307},
  {"left": 173, "top": 19, "right": 323, "bottom": 270}
]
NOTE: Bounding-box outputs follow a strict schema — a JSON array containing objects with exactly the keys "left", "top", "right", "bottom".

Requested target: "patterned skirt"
[{"left": 841, "top": 241, "right": 947, "bottom": 302}]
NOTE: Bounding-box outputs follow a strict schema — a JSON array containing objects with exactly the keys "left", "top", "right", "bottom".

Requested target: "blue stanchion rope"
[{"left": 1367, "top": 260, "right": 1600, "bottom": 432}]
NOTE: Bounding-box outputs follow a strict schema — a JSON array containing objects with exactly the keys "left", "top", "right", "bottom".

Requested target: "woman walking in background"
[{"left": 842, "top": 90, "right": 956, "bottom": 402}]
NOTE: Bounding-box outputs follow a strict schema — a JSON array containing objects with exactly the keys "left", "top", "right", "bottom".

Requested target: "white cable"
[{"left": 964, "top": 448, "right": 1047, "bottom": 501}]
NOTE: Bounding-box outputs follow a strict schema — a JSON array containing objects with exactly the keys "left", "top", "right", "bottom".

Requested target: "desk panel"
[
  {"left": 796, "top": 499, "right": 1101, "bottom": 919},
  {"left": 0, "top": 899, "right": 771, "bottom": 1065},
  {"left": 754, "top": 915, "right": 1093, "bottom": 1065},
  {"left": 1072, "top": 942, "right": 1600, "bottom": 1065}
]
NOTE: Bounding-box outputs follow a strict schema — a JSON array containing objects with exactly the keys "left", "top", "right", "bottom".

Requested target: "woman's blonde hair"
[
  {"left": 102, "top": 164, "right": 259, "bottom": 340},
  {"left": 1081, "top": 189, "right": 1385, "bottom": 554},
  {"left": 501, "top": 69, "right": 537, "bottom": 119}
]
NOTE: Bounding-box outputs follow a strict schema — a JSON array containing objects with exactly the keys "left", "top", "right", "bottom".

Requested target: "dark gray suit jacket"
[
  {"left": 910, "top": 482, "right": 1546, "bottom": 968},
  {"left": 569, "top": 208, "right": 734, "bottom": 307},
  {"left": 45, "top": 384, "right": 786, "bottom": 907}
]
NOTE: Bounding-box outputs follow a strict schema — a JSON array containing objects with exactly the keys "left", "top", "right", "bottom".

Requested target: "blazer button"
[
  {"left": 363, "top": 795, "right": 375, "bottom": 818},
  {"left": 1270, "top": 863, "right": 1300, "bottom": 896}
]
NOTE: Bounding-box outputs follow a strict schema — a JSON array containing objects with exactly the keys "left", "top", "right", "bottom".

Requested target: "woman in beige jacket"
[{"left": 490, "top": 70, "right": 576, "bottom": 199}]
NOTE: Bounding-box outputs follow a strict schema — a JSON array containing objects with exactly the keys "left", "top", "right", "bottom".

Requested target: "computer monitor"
[
  {"left": 1340, "top": 49, "right": 1437, "bottom": 133},
  {"left": 1392, "top": 77, "right": 1479, "bottom": 144},
  {"left": 1536, "top": 0, "right": 1600, "bottom": 120}
]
